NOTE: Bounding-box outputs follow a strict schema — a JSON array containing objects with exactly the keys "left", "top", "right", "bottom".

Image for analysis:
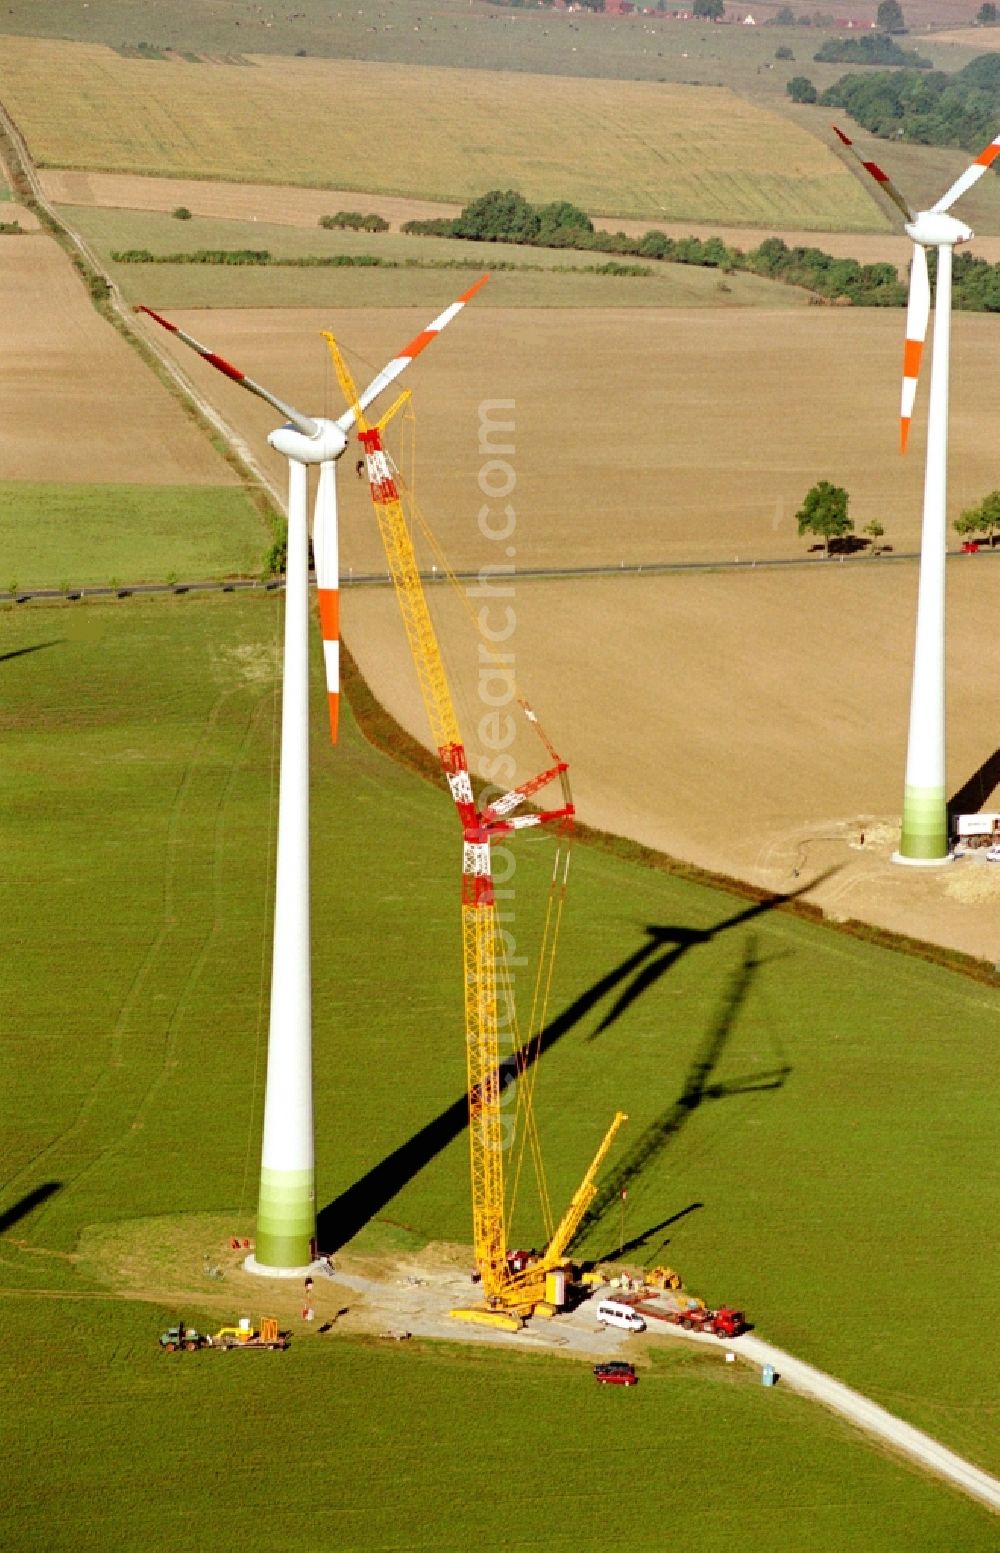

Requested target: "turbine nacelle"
[
  {"left": 906, "top": 212, "right": 973, "bottom": 250},
  {"left": 136, "top": 278, "right": 488, "bottom": 748},
  {"left": 832, "top": 122, "right": 998, "bottom": 453},
  {"left": 268, "top": 418, "right": 349, "bottom": 465}
]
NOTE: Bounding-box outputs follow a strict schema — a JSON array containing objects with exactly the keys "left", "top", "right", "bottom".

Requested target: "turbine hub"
[
  {"left": 905, "top": 212, "right": 974, "bottom": 249},
  {"left": 269, "top": 418, "right": 348, "bottom": 464}
]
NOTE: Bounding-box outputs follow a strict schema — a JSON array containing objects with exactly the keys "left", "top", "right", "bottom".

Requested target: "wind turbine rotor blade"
[
  {"left": 335, "top": 274, "right": 489, "bottom": 432},
  {"left": 900, "top": 243, "right": 930, "bottom": 456},
  {"left": 135, "top": 305, "right": 319, "bottom": 437},
  {"left": 832, "top": 125, "right": 914, "bottom": 222},
  {"left": 313, "top": 460, "right": 340, "bottom": 744},
  {"left": 931, "top": 132, "right": 1000, "bottom": 214}
]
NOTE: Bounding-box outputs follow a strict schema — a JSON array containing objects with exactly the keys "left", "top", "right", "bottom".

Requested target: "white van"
[{"left": 595, "top": 1299, "right": 646, "bottom": 1333}]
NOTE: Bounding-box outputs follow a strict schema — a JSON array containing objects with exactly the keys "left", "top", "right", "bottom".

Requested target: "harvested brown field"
[
  {"left": 1, "top": 38, "right": 882, "bottom": 229},
  {"left": 342, "top": 563, "right": 1000, "bottom": 964},
  {"left": 39, "top": 169, "right": 458, "bottom": 231},
  {"left": 1, "top": 200, "right": 39, "bottom": 230},
  {"left": 139, "top": 301, "right": 1000, "bottom": 958},
  {"left": 146, "top": 304, "right": 1000, "bottom": 573},
  {"left": 925, "top": 25, "right": 1000, "bottom": 47},
  {"left": 0, "top": 237, "right": 237, "bottom": 483}
]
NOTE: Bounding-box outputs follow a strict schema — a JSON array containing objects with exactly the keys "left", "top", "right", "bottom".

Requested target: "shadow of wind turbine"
[{"left": 581, "top": 939, "right": 792, "bottom": 1243}]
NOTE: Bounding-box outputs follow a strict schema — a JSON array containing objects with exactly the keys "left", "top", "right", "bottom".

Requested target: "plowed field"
[
  {"left": 0, "top": 236, "right": 238, "bottom": 484},
  {"left": 147, "top": 303, "right": 1000, "bottom": 570},
  {"left": 142, "top": 301, "right": 1000, "bottom": 959},
  {"left": 343, "top": 563, "right": 1000, "bottom": 963}
]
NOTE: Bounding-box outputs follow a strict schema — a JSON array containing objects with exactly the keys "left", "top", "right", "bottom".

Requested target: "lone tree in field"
[
  {"left": 796, "top": 480, "right": 853, "bottom": 554},
  {"left": 787, "top": 75, "right": 818, "bottom": 102},
  {"left": 976, "top": 2, "right": 998, "bottom": 23},
  {"left": 876, "top": 0, "right": 906, "bottom": 30},
  {"left": 954, "top": 490, "right": 1000, "bottom": 547},
  {"left": 863, "top": 518, "right": 885, "bottom": 553}
]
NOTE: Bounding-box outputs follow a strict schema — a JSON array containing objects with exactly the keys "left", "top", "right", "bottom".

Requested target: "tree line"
[
  {"left": 110, "top": 245, "right": 650, "bottom": 278},
  {"left": 820, "top": 53, "right": 1000, "bottom": 152},
  {"left": 812, "top": 33, "right": 932, "bottom": 68},
  {"left": 402, "top": 189, "right": 1000, "bottom": 310}
]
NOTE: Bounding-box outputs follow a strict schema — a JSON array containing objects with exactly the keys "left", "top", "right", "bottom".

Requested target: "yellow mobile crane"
[{"left": 325, "top": 334, "right": 626, "bottom": 1324}]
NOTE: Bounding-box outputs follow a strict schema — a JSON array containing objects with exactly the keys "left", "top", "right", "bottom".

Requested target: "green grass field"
[
  {"left": 0, "top": 37, "right": 885, "bottom": 229},
  {"left": 60, "top": 205, "right": 810, "bottom": 311},
  {"left": 3, "top": 1298, "right": 994, "bottom": 1552},
  {"left": 0, "top": 594, "right": 997, "bottom": 1553},
  {"left": 0, "top": 483, "right": 270, "bottom": 589}
]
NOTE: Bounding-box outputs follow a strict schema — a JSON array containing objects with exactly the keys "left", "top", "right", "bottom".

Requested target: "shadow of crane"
[
  {"left": 600, "top": 1201, "right": 704, "bottom": 1264},
  {"left": 316, "top": 881, "right": 817, "bottom": 1253}
]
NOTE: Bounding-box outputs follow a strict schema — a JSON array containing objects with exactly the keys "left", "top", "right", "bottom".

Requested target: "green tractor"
[{"left": 159, "top": 1321, "right": 205, "bottom": 1353}]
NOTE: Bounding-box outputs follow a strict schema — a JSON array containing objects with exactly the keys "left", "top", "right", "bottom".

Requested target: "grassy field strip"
[
  {"left": 61, "top": 203, "right": 809, "bottom": 312},
  {"left": 734, "top": 1332, "right": 1000, "bottom": 1511},
  {"left": 0, "top": 38, "right": 886, "bottom": 229},
  {"left": 2, "top": 1299, "right": 994, "bottom": 1551},
  {"left": 103, "top": 256, "right": 801, "bottom": 313},
  {"left": 0, "top": 483, "right": 269, "bottom": 589}
]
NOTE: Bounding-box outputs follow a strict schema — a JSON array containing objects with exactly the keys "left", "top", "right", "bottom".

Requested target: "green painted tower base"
[
  {"left": 894, "top": 785, "right": 953, "bottom": 865},
  {"left": 246, "top": 1165, "right": 317, "bottom": 1276}
]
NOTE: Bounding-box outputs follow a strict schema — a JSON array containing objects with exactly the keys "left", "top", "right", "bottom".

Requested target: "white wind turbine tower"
[
  {"left": 834, "top": 125, "right": 1000, "bottom": 864},
  {"left": 138, "top": 279, "right": 487, "bottom": 1274}
]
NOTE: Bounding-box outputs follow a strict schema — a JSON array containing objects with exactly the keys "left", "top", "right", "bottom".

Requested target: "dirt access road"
[{"left": 234, "top": 1246, "right": 1000, "bottom": 1513}]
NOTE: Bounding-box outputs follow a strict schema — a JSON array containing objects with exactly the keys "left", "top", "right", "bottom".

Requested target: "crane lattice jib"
[
  {"left": 350, "top": 408, "right": 575, "bottom": 1303},
  {"left": 360, "top": 431, "right": 463, "bottom": 763},
  {"left": 463, "top": 900, "right": 507, "bottom": 1296},
  {"left": 542, "top": 1109, "right": 628, "bottom": 1265},
  {"left": 360, "top": 425, "right": 512, "bottom": 1294}
]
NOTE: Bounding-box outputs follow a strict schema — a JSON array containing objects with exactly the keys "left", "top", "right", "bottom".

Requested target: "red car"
[{"left": 593, "top": 1362, "right": 637, "bottom": 1386}]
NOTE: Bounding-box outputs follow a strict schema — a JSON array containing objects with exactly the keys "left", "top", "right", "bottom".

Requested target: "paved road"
[{"left": 7, "top": 546, "right": 1000, "bottom": 608}]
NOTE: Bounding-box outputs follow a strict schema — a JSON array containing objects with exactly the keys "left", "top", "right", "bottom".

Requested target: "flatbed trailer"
[{"left": 635, "top": 1299, "right": 746, "bottom": 1338}]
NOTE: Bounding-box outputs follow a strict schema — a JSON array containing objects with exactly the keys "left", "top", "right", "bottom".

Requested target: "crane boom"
[
  {"left": 542, "top": 1109, "right": 628, "bottom": 1265},
  {"left": 323, "top": 329, "right": 622, "bottom": 1313}
]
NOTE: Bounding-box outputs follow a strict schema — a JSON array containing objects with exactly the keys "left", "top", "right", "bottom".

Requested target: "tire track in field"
[{"left": 3, "top": 682, "right": 269, "bottom": 1228}]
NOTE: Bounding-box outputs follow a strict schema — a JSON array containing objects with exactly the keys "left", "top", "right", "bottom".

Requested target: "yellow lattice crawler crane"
[{"left": 324, "top": 332, "right": 626, "bottom": 1326}]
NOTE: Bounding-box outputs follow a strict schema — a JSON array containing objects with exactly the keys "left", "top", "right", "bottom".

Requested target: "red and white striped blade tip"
[
  {"left": 832, "top": 125, "right": 913, "bottom": 222},
  {"left": 337, "top": 274, "right": 489, "bottom": 430},
  {"left": 136, "top": 304, "right": 247, "bottom": 384},
  {"left": 137, "top": 305, "right": 316, "bottom": 434},
  {"left": 932, "top": 132, "right": 1000, "bottom": 215}
]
